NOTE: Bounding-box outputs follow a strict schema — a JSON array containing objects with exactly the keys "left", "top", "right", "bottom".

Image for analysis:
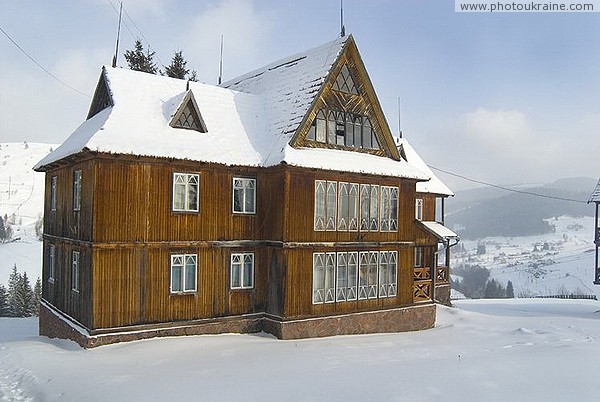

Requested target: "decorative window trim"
[
  {"left": 170, "top": 254, "right": 197, "bottom": 293},
  {"left": 73, "top": 170, "right": 82, "bottom": 212},
  {"left": 380, "top": 186, "right": 398, "bottom": 232},
  {"left": 415, "top": 198, "right": 423, "bottom": 221},
  {"left": 230, "top": 252, "right": 254, "bottom": 289},
  {"left": 314, "top": 180, "right": 337, "bottom": 231},
  {"left": 71, "top": 250, "right": 80, "bottom": 292},
  {"left": 232, "top": 177, "right": 256, "bottom": 214},
  {"left": 313, "top": 250, "right": 396, "bottom": 304},
  {"left": 308, "top": 109, "right": 381, "bottom": 151},
  {"left": 169, "top": 91, "right": 207, "bottom": 133},
  {"left": 51, "top": 176, "right": 57, "bottom": 212},
  {"left": 172, "top": 173, "right": 200, "bottom": 212},
  {"left": 332, "top": 64, "right": 359, "bottom": 95},
  {"left": 49, "top": 244, "right": 56, "bottom": 284}
]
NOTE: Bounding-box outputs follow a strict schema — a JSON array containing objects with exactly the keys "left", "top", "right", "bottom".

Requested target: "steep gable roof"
[{"left": 35, "top": 36, "right": 428, "bottom": 181}]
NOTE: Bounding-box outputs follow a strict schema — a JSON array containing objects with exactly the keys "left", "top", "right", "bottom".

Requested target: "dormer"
[
  {"left": 170, "top": 90, "right": 207, "bottom": 133},
  {"left": 87, "top": 68, "right": 113, "bottom": 120}
]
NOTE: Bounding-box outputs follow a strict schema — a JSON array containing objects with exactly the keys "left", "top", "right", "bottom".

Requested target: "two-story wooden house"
[{"left": 34, "top": 35, "right": 456, "bottom": 347}]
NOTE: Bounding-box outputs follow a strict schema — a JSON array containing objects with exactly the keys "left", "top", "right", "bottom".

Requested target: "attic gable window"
[
  {"left": 170, "top": 91, "right": 207, "bottom": 133},
  {"left": 332, "top": 64, "right": 358, "bottom": 95},
  {"left": 307, "top": 109, "right": 380, "bottom": 151}
]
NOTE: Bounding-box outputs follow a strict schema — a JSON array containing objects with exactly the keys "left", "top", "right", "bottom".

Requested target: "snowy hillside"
[
  {"left": 0, "top": 142, "right": 55, "bottom": 284},
  {"left": 453, "top": 216, "right": 598, "bottom": 298},
  {"left": 1, "top": 299, "right": 599, "bottom": 401}
]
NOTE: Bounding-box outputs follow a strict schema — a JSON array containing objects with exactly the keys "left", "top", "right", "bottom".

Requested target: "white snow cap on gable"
[
  {"left": 34, "top": 36, "right": 428, "bottom": 181},
  {"left": 399, "top": 138, "right": 454, "bottom": 196}
]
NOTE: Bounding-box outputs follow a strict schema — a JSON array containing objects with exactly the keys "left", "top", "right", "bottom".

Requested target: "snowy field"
[
  {"left": 454, "top": 216, "right": 598, "bottom": 298},
  {"left": 0, "top": 298, "right": 599, "bottom": 401}
]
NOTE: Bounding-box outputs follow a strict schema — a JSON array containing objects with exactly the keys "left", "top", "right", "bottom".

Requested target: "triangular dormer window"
[
  {"left": 332, "top": 64, "right": 358, "bottom": 95},
  {"left": 170, "top": 91, "right": 207, "bottom": 133},
  {"left": 87, "top": 70, "right": 113, "bottom": 119}
]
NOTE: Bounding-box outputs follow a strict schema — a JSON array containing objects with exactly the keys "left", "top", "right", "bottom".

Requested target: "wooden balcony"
[{"left": 436, "top": 266, "right": 449, "bottom": 284}]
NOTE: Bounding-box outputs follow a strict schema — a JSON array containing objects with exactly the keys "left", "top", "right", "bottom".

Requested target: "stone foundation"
[
  {"left": 40, "top": 301, "right": 436, "bottom": 348},
  {"left": 435, "top": 284, "right": 452, "bottom": 306}
]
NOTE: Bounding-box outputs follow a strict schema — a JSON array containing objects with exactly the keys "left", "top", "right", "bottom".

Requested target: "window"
[
  {"left": 170, "top": 91, "right": 207, "bottom": 132},
  {"left": 380, "top": 186, "right": 398, "bottom": 232},
  {"left": 49, "top": 244, "right": 56, "bottom": 283},
  {"left": 314, "top": 251, "right": 396, "bottom": 304},
  {"left": 73, "top": 170, "right": 82, "bottom": 211},
  {"left": 332, "top": 64, "right": 359, "bottom": 95},
  {"left": 369, "top": 185, "right": 379, "bottom": 231},
  {"left": 71, "top": 251, "right": 80, "bottom": 292},
  {"left": 307, "top": 109, "right": 380, "bottom": 150},
  {"left": 335, "top": 251, "right": 358, "bottom": 302},
  {"left": 415, "top": 198, "right": 423, "bottom": 221},
  {"left": 379, "top": 251, "right": 397, "bottom": 297},
  {"left": 232, "top": 178, "right": 256, "bottom": 214},
  {"left": 170, "top": 254, "right": 197, "bottom": 293},
  {"left": 173, "top": 173, "right": 199, "bottom": 212},
  {"left": 230, "top": 253, "right": 254, "bottom": 289},
  {"left": 50, "top": 176, "right": 57, "bottom": 211},
  {"left": 312, "top": 253, "right": 335, "bottom": 304},
  {"left": 338, "top": 183, "right": 359, "bottom": 231},
  {"left": 314, "top": 180, "right": 338, "bottom": 231},
  {"left": 414, "top": 247, "right": 423, "bottom": 268}
]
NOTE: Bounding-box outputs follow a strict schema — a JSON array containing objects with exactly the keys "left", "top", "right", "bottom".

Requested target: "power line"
[
  {"left": 0, "top": 25, "right": 91, "bottom": 98},
  {"left": 429, "top": 165, "right": 589, "bottom": 204}
]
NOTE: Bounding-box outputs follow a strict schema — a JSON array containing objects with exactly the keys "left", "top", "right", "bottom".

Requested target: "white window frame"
[
  {"left": 416, "top": 198, "right": 423, "bottom": 221},
  {"left": 73, "top": 170, "right": 82, "bottom": 211},
  {"left": 232, "top": 177, "right": 256, "bottom": 214},
  {"left": 378, "top": 251, "right": 397, "bottom": 298},
  {"left": 230, "top": 253, "right": 254, "bottom": 289},
  {"left": 170, "top": 254, "right": 197, "bottom": 293},
  {"left": 312, "top": 252, "right": 336, "bottom": 304},
  {"left": 172, "top": 173, "right": 200, "bottom": 212},
  {"left": 380, "top": 186, "right": 399, "bottom": 232},
  {"left": 49, "top": 244, "right": 56, "bottom": 283},
  {"left": 71, "top": 250, "right": 80, "bottom": 292},
  {"left": 51, "top": 176, "right": 57, "bottom": 211},
  {"left": 314, "top": 180, "right": 338, "bottom": 232}
]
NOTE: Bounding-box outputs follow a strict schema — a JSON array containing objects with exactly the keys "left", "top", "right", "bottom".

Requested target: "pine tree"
[
  {"left": 0, "top": 284, "right": 8, "bottom": 316},
  {"left": 506, "top": 280, "right": 515, "bottom": 298},
  {"left": 162, "top": 50, "right": 197, "bottom": 81},
  {"left": 13, "top": 271, "right": 34, "bottom": 317},
  {"left": 32, "top": 278, "right": 42, "bottom": 316},
  {"left": 124, "top": 40, "right": 157, "bottom": 74},
  {"left": 0, "top": 215, "right": 7, "bottom": 243},
  {"left": 7, "top": 264, "right": 20, "bottom": 317}
]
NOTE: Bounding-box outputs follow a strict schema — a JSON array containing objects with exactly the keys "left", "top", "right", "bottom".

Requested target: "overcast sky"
[{"left": 1, "top": 0, "right": 599, "bottom": 190}]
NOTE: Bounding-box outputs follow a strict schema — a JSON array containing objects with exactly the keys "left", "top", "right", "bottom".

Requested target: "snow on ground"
[
  {"left": 0, "top": 298, "right": 599, "bottom": 401},
  {"left": 453, "top": 216, "right": 598, "bottom": 298},
  {"left": 0, "top": 142, "right": 53, "bottom": 284}
]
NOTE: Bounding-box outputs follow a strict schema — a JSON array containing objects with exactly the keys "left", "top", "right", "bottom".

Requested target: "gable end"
[{"left": 87, "top": 68, "right": 113, "bottom": 120}]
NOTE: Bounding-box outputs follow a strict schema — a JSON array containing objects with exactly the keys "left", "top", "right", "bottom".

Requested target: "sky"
[{"left": 1, "top": 0, "right": 599, "bottom": 190}]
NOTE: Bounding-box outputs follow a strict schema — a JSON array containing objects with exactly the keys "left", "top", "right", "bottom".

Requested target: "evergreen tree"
[
  {"left": 0, "top": 284, "right": 8, "bottom": 316},
  {"left": 506, "top": 280, "right": 515, "bottom": 298},
  {"left": 7, "top": 264, "right": 20, "bottom": 317},
  {"left": 124, "top": 40, "right": 157, "bottom": 74},
  {"left": 32, "top": 278, "right": 42, "bottom": 316},
  {"left": 162, "top": 50, "right": 197, "bottom": 81},
  {"left": 13, "top": 271, "right": 34, "bottom": 317},
  {"left": 0, "top": 215, "right": 7, "bottom": 243}
]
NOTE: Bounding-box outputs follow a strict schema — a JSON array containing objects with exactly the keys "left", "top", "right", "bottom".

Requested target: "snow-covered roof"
[
  {"left": 399, "top": 138, "right": 454, "bottom": 196},
  {"left": 418, "top": 221, "right": 459, "bottom": 241},
  {"left": 34, "top": 36, "right": 428, "bottom": 181},
  {"left": 589, "top": 179, "right": 600, "bottom": 203}
]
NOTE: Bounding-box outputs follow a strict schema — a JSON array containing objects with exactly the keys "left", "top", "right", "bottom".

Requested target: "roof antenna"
[
  {"left": 218, "top": 35, "right": 224, "bottom": 85},
  {"left": 340, "top": 0, "right": 346, "bottom": 37},
  {"left": 397, "top": 97, "right": 403, "bottom": 139},
  {"left": 111, "top": 2, "right": 123, "bottom": 68}
]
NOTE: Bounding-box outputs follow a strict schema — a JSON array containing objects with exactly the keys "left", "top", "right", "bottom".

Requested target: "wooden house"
[{"left": 34, "top": 35, "right": 457, "bottom": 347}]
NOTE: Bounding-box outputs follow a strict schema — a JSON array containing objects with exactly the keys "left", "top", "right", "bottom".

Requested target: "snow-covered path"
[{"left": 1, "top": 299, "right": 599, "bottom": 401}]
